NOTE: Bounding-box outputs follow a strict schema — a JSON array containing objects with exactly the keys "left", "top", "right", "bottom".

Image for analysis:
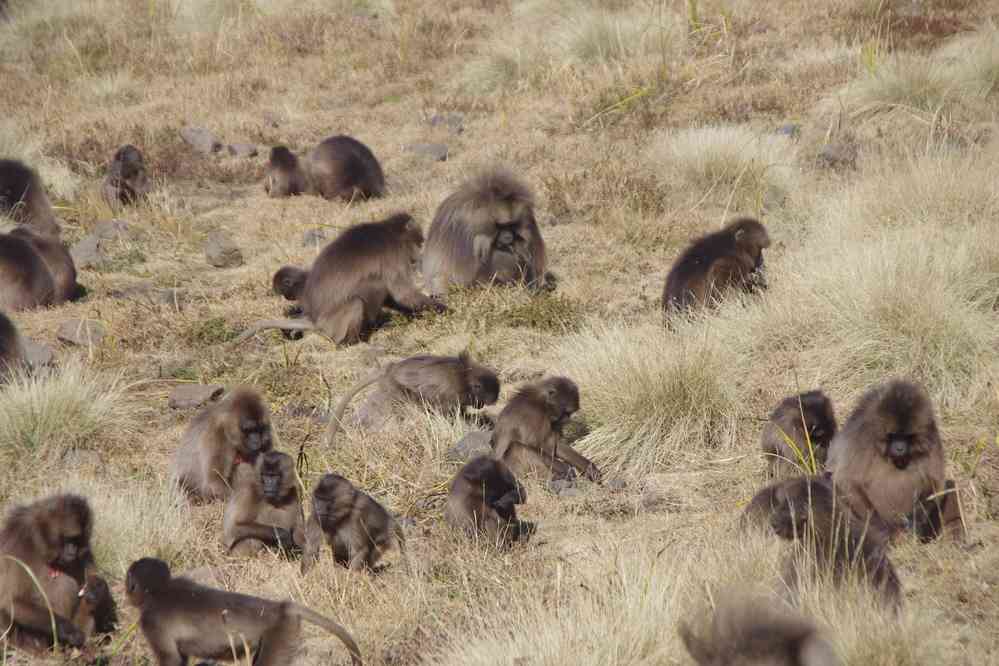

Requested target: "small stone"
[
  {"left": 205, "top": 231, "right": 243, "bottom": 268},
  {"left": 446, "top": 431, "right": 492, "bottom": 462},
  {"left": 775, "top": 123, "right": 801, "bottom": 139},
  {"left": 70, "top": 235, "right": 107, "bottom": 269},
  {"left": 180, "top": 126, "right": 223, "bottom": 155},
  {"left": 302, "top": 229, "right": 327, "bottom": 248},
  {"left": 168, "top": 384, "right": 225, "bottom": 410},
  {"left": 429, "top": 112, "right": 464, "bottom": 135},
  {"left": 93, "top": 219, "right": 135, "bottom": 241},
  {"left": 57, "top": 320, "right": 106, "bottom": 347},
  {"left": 406, "top": 143, "right": 448, "bottom": 162},
  {"left": 607, "top": 478, "right": 627, "bottom": 491},
  {"left": 548, "top": 478, "right": 581, "bottom": 497},
  {"left": 227, "top": 143, "right": 259, "bottom": 158},
  {"left": 22, "top": 339, "right": 55, "bottom": 367},
  {"left": 817, "top": 140, "right": 858, "bottom": 170}
]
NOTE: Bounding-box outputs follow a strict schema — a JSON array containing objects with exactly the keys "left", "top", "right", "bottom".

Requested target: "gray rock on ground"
[
  {"left": 429, "top": 112, "right": 464, "bottom": 135},
  {"left": 108, "top": 282, "right": 189, "bottom": 311},
  {"left": 446, "top": 431, "right": 492, "bottom": 462},
  {"left": 406, "top": 142, "right": 449, "bottom": 162},
  {"left": 71, "top": 220, "right": 140, "bottom": 269},
  {"left": 181, "top": 126, "right": 223, "bottom": 154},
  {"left": 22, "top": 339, "right": 55, "bottom": 367},
  {"left": 817, "top": 139, "right": 858, "bottom": 170},
  {"left": 57, "top": 320, "right": 106, "bottom": 347},
  {"left": 169, "top": 384, "right": 225, "bottom": 410},
  {"left": 227, "top": 143, "right": 259, "bottom": 158},
  {"left": 205, "top": 231, "right": 243, "bottom": 268}
]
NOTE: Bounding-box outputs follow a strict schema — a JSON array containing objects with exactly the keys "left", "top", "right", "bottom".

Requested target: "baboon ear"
[{"left": 734, "top": 228, "right": 746, "bottom": 241}]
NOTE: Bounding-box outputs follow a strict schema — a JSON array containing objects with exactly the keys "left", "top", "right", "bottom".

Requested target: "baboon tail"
[{"left": 291, "top": 604, "right": 363, "bottom": 666}]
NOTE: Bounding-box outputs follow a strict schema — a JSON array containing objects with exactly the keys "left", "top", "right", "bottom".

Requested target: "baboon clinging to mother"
[
  {"left": 663, "top": 216, "right": 771, "bottom": 315},
  {"left": 761, "top": 390, "right": 838, "bottom": 478},
  {"left": 237, "top": 213, "right": 445, "bottom": 346},
  {"left": 422, "top": 168, "right": 548, "bottom": 295},
  {"left": 223, "top": 450, "right": 305, "bottom": 556},
  {"left": 265, "top": 135, "right": 385, "bottom": 201},
  {"left": 445, "top": 456, "right": 534, "bottom": 548},
  {"left": 825, "top": 379, "right": 963, "bottom": 541}
]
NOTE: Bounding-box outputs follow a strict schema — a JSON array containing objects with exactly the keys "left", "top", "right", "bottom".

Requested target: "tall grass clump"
[
  {"left": 0, "top": 361, "right": 135, "bottom": 499},
  {"left": 648, "top": 125, "right": 797, "bottom": 212},
  {"left": 937, "top": 24, "right": 999, "bottom": 98},
  {"left": 553, "top": 323, "right": 743, "bottom": 475}
]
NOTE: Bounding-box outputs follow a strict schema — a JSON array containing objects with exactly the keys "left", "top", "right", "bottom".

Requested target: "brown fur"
[
  {"left": 0, "top": 159, "right": 60, "bottom": 236},
  {"left": 101, "top": 144, "right": 150, "bottom": 208},
  {"left": 264, "top": 146, "right": 308, "bottom": 197},
  {"left": 826, "top": 379, "right": 962, "bottom": 541},
  {"left": 235, "top": 213, "right": 445, "bottom": 346},
  {"left": 0, "top": 494, "right": 95, "bottom": 651},
  {"left": 325, "top": 351, "right": 500, "bottom": 446},
  {"left": 422, "top": 168, "right": 547, "bottom": 295},
  {"left": 679, "top": 594, "right": 840, "bottom": 666},
  {"left": 761, "top": 391, "right": 838, "bottom": 478},
  {"left": 491, "top": 376, "right": 601, "bottom": 483},
  {"left": 126, "top": 557, "right": 361, "bottom": 666},
  {"left": 265, "top": 136, "right": 384, "bottom": 201},
  {"left": 444, "top": 456, "right": 534, "bottom": 548},
  {"left": 223, "top": 451, "right": 305, "bottom": 556},
  {"left": 301, "top": 473, "right": 405, "bottom": 574},
  {"left": 0, "top": 310, "right": 26, "bottom": 378},
  {"left": 0, "top": 226, "right": 84, "bottom": 311},
  {"left": 662, "top": 217, "right": 771, "bottom": 315},
  {"left": 172, "top": 388, "right": 275, "bottom": 502}
]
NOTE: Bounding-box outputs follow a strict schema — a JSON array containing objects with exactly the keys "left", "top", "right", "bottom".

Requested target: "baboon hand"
[{"left": 473, "top": 235, "right": 493, "bottom": 264}]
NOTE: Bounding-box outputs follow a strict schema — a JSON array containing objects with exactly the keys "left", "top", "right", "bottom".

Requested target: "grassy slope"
[{"left": 1, "top": 0, "right": 998, "bottom": 664}]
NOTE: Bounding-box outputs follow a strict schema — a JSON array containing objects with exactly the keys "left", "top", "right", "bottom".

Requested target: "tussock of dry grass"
[{"left": 0, "top": 120, "right": 81, "bottom": 200}]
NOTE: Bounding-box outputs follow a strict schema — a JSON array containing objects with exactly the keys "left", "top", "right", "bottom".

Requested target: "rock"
[
  {"left": 817, "top": 139, "right": 858, "bottom": 170},
  {"left": 445, "top": 431, "right": 492, "bottom": 462},
  {"left": 93, "top": 219, "right": 135, "bottom": 241},
  {"left": 775, "top": 123, "right": 801, "bottom": 139},
  {"left": 70, "top": 235, "right": 107, "bottom": 269},
  {"left": 429, "top": 112, "right": 464, "bottom": 135},
  {"left": 606, "top": 478, "right": 627, "bottom": 492},
  {"left": 547, "top": 477, "right": 579, "bottom": 496},
  {"left": 302, "top": 229, "right": 327, "bottom": 248},
  {"left": 205, "top": 231, "right": 243, "bottom": 268},
  {"left": 22, "top": 339, "right": 55, "bottom": 367},
  {"left": 406, "top": 142, "right": 448, "bottom": 162},
  {"left": 168, "top": 384, "right": 225, "bottom": 410},
  {"left": 180, "top": 126, "right": 223, "bottom": 155},
  {"left": 109, "top": 282, "right": 189, "bottom": 310},
  {"left": 57, "top": 320, "right": 106, "bottom": 347},
  {"left": 227, "top": 143, "right": 259, "bottom": 158}
]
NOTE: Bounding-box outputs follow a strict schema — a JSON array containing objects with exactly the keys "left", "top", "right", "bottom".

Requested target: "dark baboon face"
[
  {"left": 225, "top": 393, "right": 274, "bottom": 462},
  {"left": 466, "top": 365, "right": 500, "bottom": 408},
  {"left": 125, "top": 558, "right": 171, "bottom": 608},
  {"left": 795, "top": 391, "right": 838, "bottom": 456},
  {"left": 542, "top": 377, "right": 580, "bottom": 426},
  {"left": 874, "top": 382, "right": 936, "bottom": 470},
  {"left": 272, "top": 266, "right": 308, "bottom": 301},
  {"left": 81, "top": 575, "right": 110, "bottom": 606},
  {"left": 730, "top": 217, "right": 771, "bottom": 255},
  {"left": 257, "top": 451, "right": 294, "bottom": 503},
  {"left": 269, "top": 146, "right": 298, "bottom": 169},
  {"left": 39, "top": 495, "right": 93, "bottom": 571}
]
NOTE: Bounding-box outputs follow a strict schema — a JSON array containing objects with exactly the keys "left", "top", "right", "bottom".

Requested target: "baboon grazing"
[
  {"left": 763, "top": 476, "right": 902, "bottom": 609},
  {"left": 272, "top": 264, "right": 309, "bottom": 301},
  {"left": 826, "top": 379, "right": 961, "bottom": 541},
  {"left": 126, "top": 557, "right": 362, "bottom": 666},
  {"left": 422, "top": 168, "right": 547, "bottom": 295},
  {"left": 0, "top": 310, "right": 26, "bottom": 377},
  {"left": 662, "top": 217, "right": 771, "bottom": 315},
  {"left": 761, "top": 391, "right": 838, "bottom": 478},
  {"left": 235, "top": 213, "right": 445, "bottom": 346},
  {"left": 265, "top": 146, "right": 308, "bottom": 197},
  {"left": 302, "top": 473, "right": 405, "bottom": 574},
  {"left": 173, "top": 388, "right": 275, "bottom": 502},
  {"left": 491, "top": 376, "right": 602, "bottom": 483},
  {"left": 0, "top": 159, "right": 59, "bottom": 236},
  {"left": 223, "top": 451, "right": 305, "bottom": 556},
  {"left": 0, "top": 494, "right": 96, "bottom": 650},
  {"left": 0, "top": 226, "right": 85, "bottom": 311},
  {"left": 102, "top": 144, "right": 150, "bottom": 208},
  {"left": 444, "top": 456, "right": 534, "bottom": 547},
  {"left": 326, "top": 351, "right": 500, "bottom": 446},
  {"left": 679, "top": 594, "right": 841, "bottom": 666}
]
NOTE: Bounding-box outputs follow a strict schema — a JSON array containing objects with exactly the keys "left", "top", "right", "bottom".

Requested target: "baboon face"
[
  {"left": 125, "top": 558, "right": 171, "bottom": 608},
  {"left": 799, "top": 392, "right": 838, "bottom": 453},
  {"left": 257, "top": 451, "right": 292, "bottom": 502},
  {"left": 81, "top": 576, "right": 109, "bottom": 605},
  {"left": 875, "top": 383, "right": 936, "bottom": 470},
  {"left": 467, "top": 368, "right": 500, "bottom": 408},
  {"left": 543, "top": 377, "right": 580, "bottom": 427},
  {"left": 272, "top": 266, "right": 308, "bottom": 300},
  {"left": 41, "top": 497, "right": 93, "bottom": 571},
  {"left": 225, "top": 394, "right": 274, "bottom": 462}
]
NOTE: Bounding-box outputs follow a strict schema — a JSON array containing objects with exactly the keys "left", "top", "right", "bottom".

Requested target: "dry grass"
[{"left": 1, "top": 0, "right": 999, "bottom": 663}]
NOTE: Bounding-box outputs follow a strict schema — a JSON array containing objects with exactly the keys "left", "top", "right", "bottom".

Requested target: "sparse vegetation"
[{"left": 1, "top": 0, "right": 998, "bottom": 663}]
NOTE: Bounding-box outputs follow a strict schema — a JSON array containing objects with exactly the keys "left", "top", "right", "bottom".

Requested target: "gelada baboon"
[
  {"left": 444, "top": 456, "right": 534, "bottom": 548},
  {"left": 662, "top": 217, "right": 771, "bottom": 315},
  {"left": 761, "top": 391, "right": 837, "bottom": 478},
  {"left": 102, "top": 144, "right": 150, "bottom": 208},
  {"left": 826, "top": 379, "right": 962, "bottom": 541},
  {"left": 235, "top": 213, "right": 445, "bottom": 346},
  {"left": 7, "top": 571, "right": 115, "bottom": 653},
  {"left": 756, "top": 476, "right": 902, "bottom": 609},
  {"left": 0, "top": 224, "right": 85, "bottom": 311},
  {"left": 126, "top": 557, "right": 362, "bottom": 666},
  {"left": 422, "top": 168, "right": 547, "bottom": 295},
  {"left": 326, "top": 351, "right": 500, "bottom": 446},
  {"left": 0, "top": 159, "right": 59, "bottom": 236},
  {"left": 491, "top": 376, "right": 602, "bottom": 483},
  {"left": 75, "top": 574, "right": 118, "bottom": 638},
  {"left": 172, "top": 388, "right": 275, "bottom": 502},
  {"left": 679, "top": 593, "right": 841, "bottom": 666},
  {"left": 0, "top": 494, "right": 95, "bottom": 650},
  {"left": 223, "top": 451, "right": 305, "bottom": 556},
  {"left": 0, "top": 310, "right": 26, "bottom": 377},
  {"left": 265, "top": 135, "right": 384, "bottom": 201},
  {"left": 302, "top": 473, "right": 405, "bottom": 574}
]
